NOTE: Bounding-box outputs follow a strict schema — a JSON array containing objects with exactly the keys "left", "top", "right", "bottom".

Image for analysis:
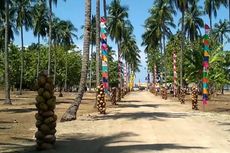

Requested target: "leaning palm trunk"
[
  {"left": 19, "top": 26, "right": 24, "bottom": 95},
  {"left": 60, "top": 0, "right": 91, "bottom": 122},
  {"left": 4, "top": 0, "right": 11, "bottom": 104}
]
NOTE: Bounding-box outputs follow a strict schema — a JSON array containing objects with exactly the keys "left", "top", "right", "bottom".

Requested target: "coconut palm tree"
[
  {"left": 3, "top": 0, "right": 11, "bottom": 104},
  {"left": 107, "top": 0, "right": 131, "bottom": 101},
  {"left": 183, "top": 0, "right": 204, "bottom": 41},
  {"left": 204, "top": 0, "right": 228, "bottom": 29},
  {"left": 47, "top": 0, "right": 66, "bottom": 77},
  {"left": 149, "top": 0, "right": 176, "bottom": 54},
  {"left": 121, "top": 27, "right": 140, "bottom": 88},
  {"left": 15, "top": 0, "right": 33, "bottom": 95},
  {"left": 32, "top": 1, "right": 48, "bottom": 79},
  {"left": 170, "top": 0, "right": 192, "bottom": 89},
  {"left": 212, "top": 19, "right": 230, "bottom": 46},
  {"left": 61, "top": 0, "right": 91, "bottom": 122},
  {"left": 89, "top": 15, "right": 96, "bottom": 91},
  {"left": 58, "top": 20, "right": 78, "bottom": 91}
]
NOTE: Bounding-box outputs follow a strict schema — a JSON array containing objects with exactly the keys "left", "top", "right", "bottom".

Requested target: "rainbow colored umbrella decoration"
[{"left": 203, "top": 24, "right": 210, "bottom": 106}]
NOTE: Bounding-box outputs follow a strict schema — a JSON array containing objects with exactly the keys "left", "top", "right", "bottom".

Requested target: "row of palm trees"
[
  {"left": 61, "top": 0, "right": 141, "bottom": 121},
  {"left": 0, "top": 0, "right": 76, "bottom": 104},
  {"left": 142, "top": 0, "right": 230, "bottom": 89},
  {"left": 1, "top": 0, "right": 141, "bottom": 121}
]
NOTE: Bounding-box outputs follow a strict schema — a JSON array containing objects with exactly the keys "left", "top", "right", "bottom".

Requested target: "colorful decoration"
[
  {"left": 203, "top": 24, "right": 210, "bottom": 106},
  {"left": 100, "top": 17, "right": 109, "bottom": 93},
  {"left": 154, "top": 64, "right": 158, "bottom": 95},
  {"left": 111, "top": 87, "right": 117, "bottom": 105},
  {"left": 97, "top": 84, "right": 106, "bottom": 114},
  {"left": 161, "top": 86, "right": 167, "bottom": 100},
  {"left": 129, "top": 71, "right": 134, "bottom": 91},
  {"left": 179, "top": 88, "right": 185, "bottom": 104},
  {"left": 192, "top": 85, "right": 198, "bottom": 110},
  {"left": 173, "top": 52, "right": 177, "bottom": 97},
  {"left": 35, "top": 72, "right": 57, "bottom": 150}
]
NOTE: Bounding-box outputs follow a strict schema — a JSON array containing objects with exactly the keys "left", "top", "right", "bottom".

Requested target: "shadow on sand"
[
  {"left": 91, "top": 111, "right": 188, "bottom": 121},
  {"left": 0, "top": 132, "right": 207, "bottom": 153}
]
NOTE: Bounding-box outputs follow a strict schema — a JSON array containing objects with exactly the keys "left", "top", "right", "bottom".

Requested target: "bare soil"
[{"left": 0, "top": 90, "right": 229, "bottom": 153}]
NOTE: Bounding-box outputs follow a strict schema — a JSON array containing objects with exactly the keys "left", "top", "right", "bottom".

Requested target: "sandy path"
[{"left": 2, "top": 91, "right": 230, "bottom": 153}]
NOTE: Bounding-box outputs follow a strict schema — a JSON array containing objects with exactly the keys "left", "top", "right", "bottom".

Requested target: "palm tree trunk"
[
  {"left": 180, "top": 10, "right": 185, "bottom": 89},
  {"left": 4, "top": 0, "right": 11, "bottom": 104},
  {"left": 60, "top": 0, "right": 91, "bottom": 122},
  {"left": 103, "top": 0, "right": 107, "bottom": 18},
  {"left": 53, "top": 43, "right": 57, "bottom": 86},
  {"left": 94, "top": 0, "right": 100, "bottom": 108},
  {"left": 36, "top": 35, "right": 40, "bottom": 79},
  {"left": 19, "top": 26, "right": 24, "bottom": 95},
  {"left": 96, "top": 0, "right": 100, "bottom": 87},
  {"left": 118, "top": 42, "right": 122, "bottom": 101},
  {"left": 89, "top": 42, "right": 93, "bottom": 91},
  {"left": 229, "top": 0, "right": 230, "bottom": 22},
  {"left": 64, "top": 50, "right": 68, "bottom": 91},
  {"left": 48, "top": 0, "right": 52, "bottom": 76},
  {"left": 210, "top": 14, "right": 212, "bottom": 30}
]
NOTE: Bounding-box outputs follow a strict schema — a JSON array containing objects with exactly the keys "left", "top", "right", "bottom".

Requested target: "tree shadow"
[
  {"left": 118, "top": 103, "right": 160, "bottom": 109},
  {"left": 218, "top": 122, "right": 230, "bottom": 126},
  {"left": 0, "top": 108, "right": 37, "bottom": 113},
  {"left": 0, "top": 132, "right": 207, "bottom": 153},
  {"left": 121, "top": 100, "right": 142, "bottom": 103},
  {"left": 215, "top": 108, "right": 230, "bottom": 113},
  {"left": 91, "top": 112, "right": 187, "bottom": 121}
]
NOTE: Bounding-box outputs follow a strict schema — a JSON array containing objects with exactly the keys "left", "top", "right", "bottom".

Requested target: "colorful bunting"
[
  {"left": 203, "top": 24, "right": 210, "bottom": 105},
  {"left": 100, "top": 17, "right": 109, "bottom": 93}
]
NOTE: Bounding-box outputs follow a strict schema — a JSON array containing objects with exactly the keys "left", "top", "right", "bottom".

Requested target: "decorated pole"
[
  {"left": 173, "top": 52, "right": 177, "bottom": 97},
  {"left": 154, "top": 64, "right": 157, "bottom": 95},
  {"left": 123, "top": 63, "right": 127, "bottom": 95},
  {"left": 203, "top": 24, "right": 210, "bottom": 110},
  {"left": 129, "top": 71, "right": 134, "bottom": 91},
  {"left": 100, "top": 17, "right": 109, "bottom": 93},
  {"left": 117, "top": 52, "right": 122, "bottom": 101},
  {"left": 96, "top": 17, "right": 108, "bottom": 114}
]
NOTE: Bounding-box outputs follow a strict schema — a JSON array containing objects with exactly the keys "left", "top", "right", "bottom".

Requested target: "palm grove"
[
  {"left": 0, "top": 0, "right": 230, "bottom": 121},
  {"left": 142, "top": 0, "right": 230, "bottom": 95}
]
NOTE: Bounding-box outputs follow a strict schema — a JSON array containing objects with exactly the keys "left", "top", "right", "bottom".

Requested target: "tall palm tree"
[
  {"left": 212, "top": 19, "right": 230, "bottom": 46},
  {"left": 107, "top": 0, "right": 130, "bottom": 101},
  {"left": 15, "top": 0, "right": 33, "bottom": 95},
  {"left": 51, "top": 17, "right": 77, "bottom": 90},
  {"left": 58, "top": 20, "right": 77, "bottom": 91},
  {"left": 89, "top": 15, "right": 96, "bottom": 91},
  {"left": 171, "top": 0, "right": 191, "bottom": 89},
  {"left": 204, "top": 0, "right": 227, "bottom": 29},
  {"left": 96, "top": 0, "right": 100, "bottom": 88},
  {"left": 32, "top": 1, "right": 48, "bottom": 79},
  {"left": 4, "top": 0, "right": 11, "bottom": 104},
  {"left": 183, "top": 0, "right": 204, "bottom": 41},
  {"left": 47, "top": 0, "right": 66, "bottom": 77},
  {"left": 61, "top": 0, "right": 91, "bottom": 122}
]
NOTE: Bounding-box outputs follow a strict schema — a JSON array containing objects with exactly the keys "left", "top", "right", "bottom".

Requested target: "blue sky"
[{"left": 14, "top": 0, "right": 230, "bottom": 83}]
